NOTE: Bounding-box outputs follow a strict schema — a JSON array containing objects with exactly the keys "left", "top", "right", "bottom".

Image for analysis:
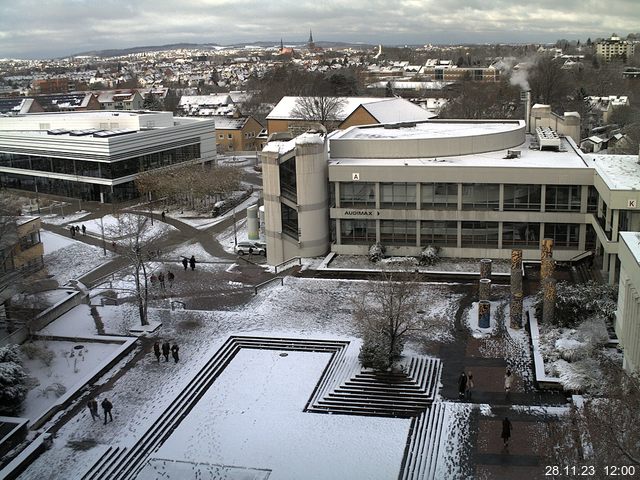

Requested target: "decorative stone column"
[
  {"left": 542, "top": 278, "right": 556, "bottom": 324},
  {"left": 480, "top": 258, "right": 492, "bottom": 280},
  {"left": 478, "top": 300, "right": 491, "bottom": 328},
  {"left": 510, "top": 249, "right": 523, "bottom": 328},
  {"left": 540, "top": 238, "right": 556, "bottom": 323},
  {"left": 511, "top": 292, "right": 523, "bottom": 328},
  {"left": 479, "top": 278, "right": 492, "bottom": 301}
]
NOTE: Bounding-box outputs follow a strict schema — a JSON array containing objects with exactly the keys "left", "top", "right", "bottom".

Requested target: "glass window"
[
  {"left": 420, "top": 220, "right": 457, "bottom": 246},
  {"left": 281, "top": 204, "right": 298, "bottom": 240},
  {"left": 587, "top": 186, "right": 598, "bottom": 213},
  {"left": 545, "top": 223, "right": 580, "bottom": 248},
  {"left": 462, "top": 184, "right": 499, "bottom": 210},
  {"left": 503, "top": 184, "right": 541, "bottom": 211},
  {"left": 502, "top": 222, "right": 540, "bottom": 247},
  {"left": 380, "top": 220, "right": 416, "bottom": 246},
  {"left": 421, "top": 183, "right": 458, "bottom": 209},
  {"left": 339, "top": 182, "right": 375, "bottom": 208},
  {"left": 380, "top": 183, "right": 416, "bottom": 209},
  {"left": 279, "top": 156, "right": 297, "bottom": 202},
  {"left": 545, "top": 185, "right": 581, "bottom": 211},
  {"left": 341, "top": 220, "right": 376, "bottom": 245},
  {"left": 461, "top": 221, "right": 498, "bottom": 247}
]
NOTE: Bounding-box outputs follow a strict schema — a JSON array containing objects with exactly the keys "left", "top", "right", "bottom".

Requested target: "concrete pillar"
[
  {"left": 247, "top": 204, "right": 259, "bottom": 240},
  {"left": 511, "top": 292, "right": 523, "bottom": 328},
  {"left": 609, "top": 254, "right": 617, "bottom": 284},
  {"left": 480, "top": 258, "right": 492, "bottom": 279},
  {"left": 510, "top": 249, "right": 523, "bottom": 294},
  {"left": 541, "top": 238, "right": 555, "bottom": 282},
  {"left": 478, "top": 300, "right": 491, "bottom": 328},
  {"left": 479, "top": 278, "right": 492, "bottom": 301}
]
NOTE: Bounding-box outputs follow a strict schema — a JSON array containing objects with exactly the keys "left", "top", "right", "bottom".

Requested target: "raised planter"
[{"left": 528, "top": 309, "right": 564, "bottom": 390}]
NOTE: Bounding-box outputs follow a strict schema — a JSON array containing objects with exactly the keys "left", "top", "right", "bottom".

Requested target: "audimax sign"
[{"left": 344, "top": 210, "right": 380, "bottom": 216}]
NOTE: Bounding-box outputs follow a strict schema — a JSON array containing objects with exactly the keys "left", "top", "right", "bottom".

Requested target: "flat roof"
[
  {"left": 335, "top": 120, "right": 522, "bottom": 140},
  {"left": 329, "top": 135, "right": 588, "bottom": 169},
  {"left": 588, "top": 154, "right": 640, "bottom": 190}
]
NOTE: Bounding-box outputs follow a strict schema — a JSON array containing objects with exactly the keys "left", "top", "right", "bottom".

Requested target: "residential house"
[{"left": 213, "top": 115, "right": 264, "bottom": 152}]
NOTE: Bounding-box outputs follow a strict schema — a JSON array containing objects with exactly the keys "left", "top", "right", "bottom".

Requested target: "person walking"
[
  {"left": 167, "top": 271, "right": 175, "bottom": 289},
  {"left": 81, "top": 224, "right": 86, "bottom": 236},
  {"left": 87, "top": 398, "right": 99, "bottom": 421},
  {"left": 150, "top": 274, "right": 157, "bottom": 288},
  {"left": 189, "top": 255, "right": 196, "bottom": 271},
  {"left": 162, "top": 341, "right": 170, "bottom": 362},
  {"left": 182, "top": 257, "right": 188, "bottom": 271},
  {"left": 458, "top": 371, "right": 467, "bottom": 399},
  {"left": 70, "top": 225, "right": 76, "bottom": 237},
  {"left": 161, "top": 210, "right": 166, "bottom": 221},
  {"left": 466, "top": 371, "right": 474, "bottom": 399},
  {"left": 504, "top": 368, "right": 514, "bottom": 399},
  {"left": 101, "top": 398, "right": 113, "bottom": 424},
  {"left": 501, "top": 416, "right": 512, "bottom": 448},
  {"left": 75, "top": 225, "right": 80, "bottom": 235},
  {"left": 171, "top": 343, "right": 180, "bottom": 363},
  {"left": 158, "top": 272, "right": 165, "bottom": 290},
  {"left": 153, "top": 342, "right": 161, "bottom": 362}
]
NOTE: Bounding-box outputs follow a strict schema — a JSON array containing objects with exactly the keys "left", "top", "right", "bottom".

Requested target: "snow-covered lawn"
[
  {"left": 20, "top": 340, "right": 121, "bottom": 422},
  {"left": 82, "top": 213, "right": 176, "bottom": 241},
  {"left": 42, "top": 232, "right": 114, "bottom": 285},
  {"left": 40, "top": 209, "right": 90, "bottom": 226},
  {"left": 327, "top": 254, "right": 511, "bottom": 273},
  {"left": 148, "top": 349, "right": 410, "bottom": 480}
]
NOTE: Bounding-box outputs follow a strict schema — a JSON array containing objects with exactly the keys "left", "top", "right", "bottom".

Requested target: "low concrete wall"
[{"left": 528, "top": 309, "right": 564, "bottom": 390}]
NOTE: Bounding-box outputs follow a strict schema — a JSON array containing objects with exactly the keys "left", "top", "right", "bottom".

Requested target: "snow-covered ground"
[
  {"left": 327, "top": 254, "right": 511, "bottom": 273},
  {"left": 20, "top": 340, "right": 121, "bottom": 422},
  {"left": 41, "top": 231, "right": 114, "bottom": 285},
  {"left": 82, "top": 213, "right": 176, "bottom": 241},
  {"left": 149, "top": 349, "right": 410, "bottom": 480}
]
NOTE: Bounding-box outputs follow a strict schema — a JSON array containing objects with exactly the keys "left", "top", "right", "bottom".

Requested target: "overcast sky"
[{"left": 1, "top": 0, "right": 638, "bottom": 59}]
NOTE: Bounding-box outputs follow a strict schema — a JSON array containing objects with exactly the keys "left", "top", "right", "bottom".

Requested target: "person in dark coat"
[
  {"left": 162, "top": 341, "right": 170, "bottom": 362},
  {"left": 189, "top": 255, "right": 196, "bottom": 271},
  {"left": 501, "top": 416, "right": 512, "bottom": 448},
  {"left": 101, "top": 398, "right": 113, "bottom": 424},
  {"left": 458, "top": 371, "right": 467, "bottom": 399},
  {"left": 70, "top": 225, "right": 76, "bottom": 237},
  {"left": 161, "top": 210, "right": 166, "bottom": 221},
  {"left": 158, "top": 272, "right": 165, "bottom": 290},
  {"left": 171, "top": 343, "right": 180, "bottom": 363},
  {"left": 466, "top": 371, "right": 474, "bottom": 399},
  {"left": 75, "top": 225, "right": 80, "bottom": 234},
  {"left": 81, "top": 224, "right": 86, "bottom": 236},
  {"left": 182, "top": 257, "right": 188, "bottom": 271},
  {"left": 167, "top": 271, "right": 175, "bottom": 288},
  {"left": 153, "top": 342, "right": 161, "bottom": 362},
  {"left": 87, "top": 398, "right": 98, "bottom": 421}
]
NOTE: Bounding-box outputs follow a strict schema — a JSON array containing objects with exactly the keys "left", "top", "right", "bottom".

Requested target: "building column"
[
  {"left": 579, "top": 224, "right": 587, "bottom": 251},
  {"left": 416, "top": 220, "right": 421, "bottom": 247},
  {"left": 602, "top": 251, "right": 610, "bottom": 273},
  {"left": 499, "top": 184, "right": 504, "bottom": 212},
  {"left": 376, "top": 219, "right": 381, "bottom": 243},
  {"left": 415, "top": 182, "right": 421, "bottom": 210},
  {"left": 335, "top": 219, "right": 341, "bottom": 245},
  {"left": 540, "top": 185, "right": 546, "bottom": 213},
  {"left": 612, "top": 209, "right": 620, "bottom": 241},
  {"left": 580, "top": 185, "right": 588, "bottom": 214},
  {"left": 334, "top": 182, "right": 341, "bottom": 208},
  {"left": 375, "top": 183, "right": 380, "bottom": 210},
  {"left": 608, "top": 254, "right": 617, "bottom": 284},
  {"left": 498, "top": 222, "right": 503, "bottom": 249},
  {"left": 457, "top": 183, "right": 463, "bottom": 211},
  {"left": 457, "top": 220, "right": 462, "bottom": 249}
]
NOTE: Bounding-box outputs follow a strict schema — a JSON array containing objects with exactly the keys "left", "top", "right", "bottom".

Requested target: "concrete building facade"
[
  {"left": 260, "top": 119, "right": 640, "bottom": 286},
  {"left": 616, "top": 232, "right": 640, "bottom": 373}
]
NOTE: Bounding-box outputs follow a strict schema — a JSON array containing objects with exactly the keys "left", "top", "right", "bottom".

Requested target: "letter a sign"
[{"left": 352, "top": 173, "right": 360, "bottom": 181}]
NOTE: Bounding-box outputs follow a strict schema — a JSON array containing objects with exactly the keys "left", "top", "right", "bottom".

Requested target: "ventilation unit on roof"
[
  {"left": 535, "top": 127, "right": 561, "bottom": 150},
  {"left": 504, "top": 150, "right": 521, "bottom": 159},
  {"left": 383, "top": 122, "right": 417, "bottom": 129}
]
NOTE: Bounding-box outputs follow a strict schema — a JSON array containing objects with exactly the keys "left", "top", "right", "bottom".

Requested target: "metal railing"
[
  {"left": 274, "top": 257, "right": 302, "bottom": 274},
  {"left": 253, "top": 276, "right": 284, "bottom": 295}
]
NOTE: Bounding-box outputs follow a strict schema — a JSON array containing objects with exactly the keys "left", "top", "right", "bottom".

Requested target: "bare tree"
[
  {"left": 352, "top": 270, "right": 422, "bottom": 370},
  {"left": 544, "top": 356, "right": 640, "bottom": 470},
  {"left": 529, "top": 54, "right": 569, "bottom": 108},
  {"left": 291, "top": 96, "right": 346, "bottom": 131},
  {"left": 108, "top": 214, "right": 158, "bottom": 326}
]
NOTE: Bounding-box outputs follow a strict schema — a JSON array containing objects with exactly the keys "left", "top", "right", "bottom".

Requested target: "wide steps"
[{"left": 400, "top": 402, "right": 447, "bottom": 480}]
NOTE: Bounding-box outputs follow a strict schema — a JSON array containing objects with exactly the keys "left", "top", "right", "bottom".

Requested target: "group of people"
[
  {"left": 153, "top": 341, "right": 180, "bottom": 363},
  {"left": 69, "top": 224, "right": 86, "bottom": 237},
  {"left": 86, "top": 397, "right": 113, "bottom": 424},
  {"left": 150, "top": 271, "right": 175, "bottom": 290},
  {"left": 182, "top": 255, "right": 196, "bottom": 271},
  {"left": 457, "top": 367, "right": 516, "bottom": 450},
  {"left": 457, "top": 367, "right": 515, "bottom": 400}
]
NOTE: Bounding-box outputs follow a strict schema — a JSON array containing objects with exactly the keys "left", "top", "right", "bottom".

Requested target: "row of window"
[
  {"left": 339, "top": 219, "right": 592, "bottom": 249},
  {"left": 337, "top": 183, "right": 597, "bottom": 213},
  {"left": 0, "top": 144, "right": 201, "bottom": 180}
]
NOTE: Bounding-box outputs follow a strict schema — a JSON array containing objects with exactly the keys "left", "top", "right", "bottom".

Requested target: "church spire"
[
  {"left": 308, "top": 29, "right": 313, "bottom": 44},
  {"left": 280, "top": 38, "right": 284, "bottom": 52}
]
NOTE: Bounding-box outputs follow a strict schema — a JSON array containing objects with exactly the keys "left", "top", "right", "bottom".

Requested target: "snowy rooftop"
[
  {"left": 335, "top": 120, "right": 522, "bottom": 140},
  {"left": 330, "top": 135, "right": 588, "bottom": 169},
  {"left": 588, "top": 154, "right": 640, "bottom": 190},
  {"left": 267, "top": 96, "right": 405, "bottom": 121},
  {"left": 620, "top": 232, "right": 640, "bottom": 263}
]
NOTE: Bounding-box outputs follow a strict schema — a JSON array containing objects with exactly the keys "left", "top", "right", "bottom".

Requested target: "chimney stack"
[{"left": 520, "top": 90, "right": 531, "bottom": 133}]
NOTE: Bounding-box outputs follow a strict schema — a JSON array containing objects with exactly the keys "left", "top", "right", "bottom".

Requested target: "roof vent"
[
  {"left": 504, "top": 150, "right": 521, "bottom": 159},
  {"left": 383, "top": 122, "right": 417, "bottom": 129},
  {"left": 535, "top": 127, "right": 561, "bottom": 150}
]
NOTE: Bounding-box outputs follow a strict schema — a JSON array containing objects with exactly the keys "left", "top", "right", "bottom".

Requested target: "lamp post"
[
  {"left": 100, "top": 216, "right": 106, "bottom": 256},
  {"left": 233, "top": 207, "right": 237, "bottom": 246}
]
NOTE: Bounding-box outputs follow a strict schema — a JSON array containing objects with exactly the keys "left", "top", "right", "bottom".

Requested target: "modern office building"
[
  {"left": 0, "top": 111, "right": 216, "bottom": 202},
  {"left": 261, "top": 119, "right": 640, "bottom": 284}
]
